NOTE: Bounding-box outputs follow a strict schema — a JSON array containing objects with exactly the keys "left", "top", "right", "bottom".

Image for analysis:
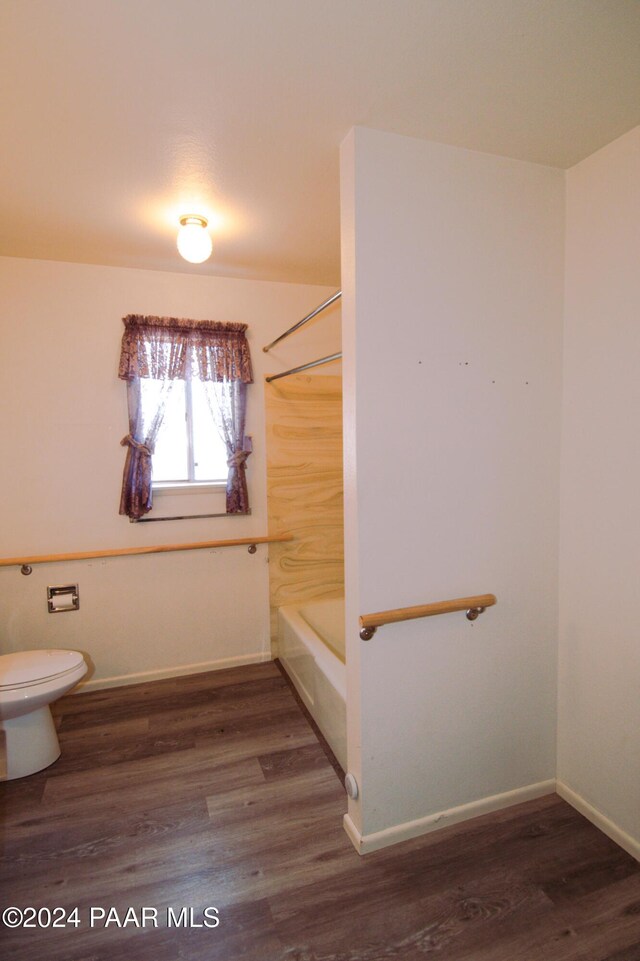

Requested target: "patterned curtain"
[
  {"left": 203, "top": 381, "right": 252, "bottom": 515},
  {"left": 119, "top": 376, "right": 175, "bottom": 520},
  {"left": 118, "top": 314, "right": 253, "bottom": 520}
]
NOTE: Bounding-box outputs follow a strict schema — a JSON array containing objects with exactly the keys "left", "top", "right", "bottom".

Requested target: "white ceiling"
[{"left": 1, "top": 0, "right": 639, "bottom": 286}]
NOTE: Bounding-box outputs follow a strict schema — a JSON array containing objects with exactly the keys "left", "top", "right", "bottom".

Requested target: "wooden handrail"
[
  {"left": 359, "top": 593, "right": 497, "bottom": 640},
  {"left": 1, "top": 535, "right": 293, "bottom": 573}
]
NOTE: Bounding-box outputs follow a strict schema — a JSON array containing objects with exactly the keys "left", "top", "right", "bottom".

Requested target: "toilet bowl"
[{"left": 0, "top": 649, "right": 87, "bottom": 780}]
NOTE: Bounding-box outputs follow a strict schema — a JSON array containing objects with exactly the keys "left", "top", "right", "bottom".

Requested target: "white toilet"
[{"left": 0, "top": 649, "right": 87, "bottom": 780}]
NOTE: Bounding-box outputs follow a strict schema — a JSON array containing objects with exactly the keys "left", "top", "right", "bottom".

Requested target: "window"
[
  {"left": 118, "top": 314, "right": 253, "bottom": 520},
  {"left": 143, "top": 375, "right": 228, "bottom": 486}
]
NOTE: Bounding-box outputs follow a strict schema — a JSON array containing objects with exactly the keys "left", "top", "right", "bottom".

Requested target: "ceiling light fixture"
[{"left": 177, "top": 214, "right": 212, "bottom": 264}]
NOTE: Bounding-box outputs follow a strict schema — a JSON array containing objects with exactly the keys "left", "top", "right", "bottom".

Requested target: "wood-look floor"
[{"left": 1, "top": 662, "right": 640, "bottom": 961}]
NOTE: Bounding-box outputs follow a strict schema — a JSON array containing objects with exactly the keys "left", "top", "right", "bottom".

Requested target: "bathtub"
[{"left": 278, "top": 596, "right": 346, "bottom": 770}]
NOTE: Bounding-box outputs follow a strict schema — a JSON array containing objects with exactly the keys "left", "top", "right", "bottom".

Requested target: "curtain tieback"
[
  {"left": 227, "top": 449, "right": 251, "bottom": 469},
  {"left": 120, "top": 434, "right": 153, "bottom": 456}
]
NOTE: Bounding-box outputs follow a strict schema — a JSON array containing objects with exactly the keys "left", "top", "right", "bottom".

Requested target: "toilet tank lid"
[{"left": 0, "top": 649, "right": 84, "bottom": 686}]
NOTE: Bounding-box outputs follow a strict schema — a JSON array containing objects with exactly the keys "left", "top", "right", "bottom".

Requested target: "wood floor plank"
[
  {"left": 42, "top": 711, "right": 311, "bottom": 803},
  {"left": 2, "top": 755, "right": 265, "bottom": 838},
  {"left": 600, "top": 942, "right": 640, "bottom": 961},
  {"left": 192, "top": 714, "right": 318, "bottom": 764},
  {"left": 540, "top": 850, "right": 640, "bottom": 904},
  {"left": 204, "top": 776, "right": 353, "bottom": 902},
  {"left": 551, "top": 875, "right": 640, "bottom": 961},
  {"left": 56, "top": 674, "right": 287, "bottom": 730},
  {"left": 2, "top": 924, "right": 184, "bottom": 961},
  {"left": 2, "top": 660, "right": 640, "bottom": 961},
  {"left": 421, "top": 873, "right": 640, "bottom": 961},
  {"left": 3, "top": 809, "right": 264, "bottom": 909},
  {"left": 205, "top": 762, "right": 341, "bottom": 820},
  {"left": 144, "top": 686, "right": 297, "bottom": 734},
  {"left": 50, "top": 729, "right": 197, "bottom": 775},
  {"left": 267, "top": 795, "right": 602, "bottom": 931},
  {"left": 276, "top": 868, "right": 555, "bottom": 961},
  {"left": 257, "top": 741, "right": 331, "bottom": 780},
  {"left": 55, "top": 661, "right": 281, "bottom": 718},
  {"left": 176, "top": 898, "right": 284, "bottom": 961},
  {"left": 0, "top": 765, "right": 47, "bottom": 818},
  {"left": 1, "top": 795, "right": 211, "bottom": 869}
]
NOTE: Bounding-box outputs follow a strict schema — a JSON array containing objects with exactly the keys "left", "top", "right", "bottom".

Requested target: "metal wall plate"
[{"left": 47, "top": 584, "right": 80, "bottom": 613}]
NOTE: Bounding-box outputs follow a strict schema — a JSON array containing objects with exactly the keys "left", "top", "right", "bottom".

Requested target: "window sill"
[{"left": 153, "top": 481, "right": 227, "bottom": 496}]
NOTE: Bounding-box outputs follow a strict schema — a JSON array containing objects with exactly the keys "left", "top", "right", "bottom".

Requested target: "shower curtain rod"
[
  {"left": 265, "top": 352, "right": 342, "bottom": 383},
  {"left": 262, "top": 290, "right": 341, "bottom": 353}
]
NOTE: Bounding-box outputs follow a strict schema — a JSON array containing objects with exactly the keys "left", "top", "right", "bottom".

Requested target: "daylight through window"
[{"left": 144, "top": 375, "right": 228, "bottom": 484}]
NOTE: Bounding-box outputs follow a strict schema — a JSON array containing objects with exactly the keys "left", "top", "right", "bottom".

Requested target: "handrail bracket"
[{"left": 466, "top": 606, "right": 486, "bottom": 621}]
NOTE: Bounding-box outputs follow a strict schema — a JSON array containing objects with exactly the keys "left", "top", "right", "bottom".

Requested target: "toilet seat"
[{"left": 0, "top": 650, "right": 85, "bottom": 691}]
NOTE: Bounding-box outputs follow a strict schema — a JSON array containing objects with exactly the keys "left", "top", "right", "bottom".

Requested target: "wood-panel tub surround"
[{"left": 265, "top": 374, "right": 344, "bottom": 646}]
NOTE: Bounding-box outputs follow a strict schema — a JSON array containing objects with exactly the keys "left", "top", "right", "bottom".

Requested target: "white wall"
[
  {"left": 0, "top": 257, "right": 339, "bottom": 686},
  {"left": 558, "top": 126, "right": 640, "bottom": 856},
  {"left": 341, "top": 127, "right": 564, "bottom": 849}
]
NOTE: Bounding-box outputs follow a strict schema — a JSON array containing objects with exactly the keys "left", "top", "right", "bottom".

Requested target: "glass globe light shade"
[{"left": 177, "top": 216, "right": 212, "bottom": 264}]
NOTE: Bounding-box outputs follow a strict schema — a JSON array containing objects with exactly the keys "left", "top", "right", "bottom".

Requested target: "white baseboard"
[
  {"left": 343, "top": 779, "right": 557, "bottom": 855},
  {"left": 556, "top": 780, "right": 640, "bottom": 863},
  {"left": 74, "top": 651, "right": 272, "bottom": 692}
]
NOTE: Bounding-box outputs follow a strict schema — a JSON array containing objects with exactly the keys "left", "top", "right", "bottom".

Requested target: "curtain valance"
[{"left": 118, "top": 314, "right": 253, "bottom": 384}]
